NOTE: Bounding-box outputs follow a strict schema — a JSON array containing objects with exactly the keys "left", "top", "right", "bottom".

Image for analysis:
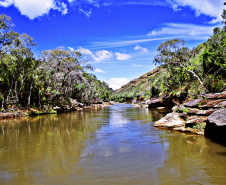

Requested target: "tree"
[
  {"left": 154, "top": 39, "right": 205, "bottom": 88},
  {"left": 38, "top": 48, "right": 93, "bottom": 106}
]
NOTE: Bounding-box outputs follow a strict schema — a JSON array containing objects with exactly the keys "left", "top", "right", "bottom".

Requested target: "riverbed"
[{"left": 0, "top": 104, "right": 226, "bottom": 184}]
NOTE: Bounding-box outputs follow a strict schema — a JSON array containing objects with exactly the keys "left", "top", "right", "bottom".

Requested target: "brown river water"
[{"left": 0, "top": 104, "right": 226, "bottom": 184}]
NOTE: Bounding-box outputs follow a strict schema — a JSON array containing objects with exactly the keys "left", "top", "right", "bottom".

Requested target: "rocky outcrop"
[
  {"left": 147, "top": 97, "right": 172, "bottom": 108},
  {"left": 153, "top": 91, "right": 226, "bottom": 139}
]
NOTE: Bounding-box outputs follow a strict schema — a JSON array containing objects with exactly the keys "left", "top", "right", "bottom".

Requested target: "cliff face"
[{"left": 115, "top": 66, "right": 165, "bottom": 95}]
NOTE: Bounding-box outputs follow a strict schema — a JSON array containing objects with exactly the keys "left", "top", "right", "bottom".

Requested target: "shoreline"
[{"left": 0, "top": 101, "right": 116, "bottom": 120}]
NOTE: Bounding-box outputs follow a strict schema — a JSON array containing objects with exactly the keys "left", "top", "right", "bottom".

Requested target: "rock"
[
  {"left": 184, "top": 99, "right": 204, "bottom": 107},
  {"left": 145, "top": 100, "right": 151, "bottom": 104},
  {"left": 173, "top": 126, "right": 204, "bottom": 135},
  {"left": 187, "top": 108, "right": 199, "bottom": 114},
  {"left": 185, "top": 116, "right": 207, "bottom": 126},
  {"left": 54, "top": 106, "right": 61, "bottom": 110},
  {"left": 78, "top": 103, "right": 84, "bottom": 107},
  {"left": 0, "top": 112, "right": 14, "bottom": 118},
  {"left": 196, "top": 109, "right": 215, "bottom": 116},
  {"left": 199, "top": 99, "right": 226, "bottom": 108},
  {"left": 156, "top": 107, "right": 167, "bottom": 109},
  {"left": 172, "top": 106, "right": 178, "bottom": 112},
  {"left": 173, "top": 127, "right": 188, "bottom": 132},
  {"left": 180, "top": 112, "right": 190, "bottom": 120},
  {"left": 132, "top": 100, "right": 138, "bottom": 104},
  {"left": 148, "top": 98, "right": 166, "bottom": 108},
  {"left": 219, "top": 101, "right": 226, "bottom": 107},
  {"left": 109, "top": 101, "right": 115, "bottom": 105},
  {"left": 202, "top": 92, "right": 226, "bottom": 99},
  {"left": 70, "top": 99, "right": 78, "bottom": 107},
  {"left": 205, "top": 109, "right": 226, "bottom": 145},
  {"left": 207, "top": 108, "right": 226, "bottom": 126},
  {"left": 153, "top": 112, "right": 185, "bottom": 128},
  {"left": 62, "top": 105, "right": 71, "bottom": 111}
]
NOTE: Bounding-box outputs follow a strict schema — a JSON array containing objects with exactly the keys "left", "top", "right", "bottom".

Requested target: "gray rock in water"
[
  {"left": 207, "top": 109, "right": 226, "bottom": 126},
  {"left": 153, "top": 112, "right": 185, "bottom": 128}
]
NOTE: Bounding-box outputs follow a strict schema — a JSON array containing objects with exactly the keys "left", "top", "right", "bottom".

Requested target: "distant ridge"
[{"left": 114, "top": 66, "right": 165, "bottom": 95}]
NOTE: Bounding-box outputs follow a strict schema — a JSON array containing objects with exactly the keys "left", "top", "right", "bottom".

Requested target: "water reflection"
[{"left": 0, "top": 104, "right": 226, "bottom": 184}]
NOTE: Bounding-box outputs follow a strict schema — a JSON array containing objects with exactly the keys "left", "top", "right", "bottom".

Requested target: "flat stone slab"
[
  {"left": 207, "top": 109, "right": 226, "bottom": 126},
  {"left": 173, "top": 127, "right": 204, "bottom": 135},
  {"left": 153, "top": 112, "right": 185, "bottom": 128},
  {"left": 202, "top": 92, "right": 226, "bottom": 99},
  {"left": 196, "top": 109, "right": 215, "bottom": 116},
  {"left": 199, "top": 99, "right": 226, "bottom": 108},
  {"left": 186, "top": 116, "right": 207, "bottom": 125},
  {"left": 184, "top": 99, "right": 204, "bottom": 107}
]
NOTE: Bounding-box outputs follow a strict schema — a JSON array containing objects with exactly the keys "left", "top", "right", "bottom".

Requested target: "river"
[{"left": 0, "top": 104, "right": 226, "bottom": 184}]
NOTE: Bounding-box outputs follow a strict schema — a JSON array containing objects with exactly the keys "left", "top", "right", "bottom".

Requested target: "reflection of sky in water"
[
  {"left": 78, "top": 104, "right": 169, "bottom": 184},
  {"left": 109, "top": 111, "right": 130, "bottom": 128}
]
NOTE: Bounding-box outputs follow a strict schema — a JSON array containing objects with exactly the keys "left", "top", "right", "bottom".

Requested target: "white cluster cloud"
[
  {"left": 95, "top": 69, "right": 106, "bottom": 73},
  {"left": 106, "top": 78, "right": 130, "bottom": 90},
  {"left": 167, "top": 0, "right": 225, "bottom": 23},
  {"left": 77, "top": 47, "right": 93, "bottom": 55},
  {"left": 93, "top": 50, "right": 113, "bottom": 62},
  {"left": 134, "top": 45, "right": 148, "bottom": 54},
  {"left": 115, "top": 52, "right": 132, "bottom": 61},
  {"left": 0, "top": 0, "right": 68, "bottom": 19},
  {"left": 77, "top": 47, "right": 132, "bottom": 62},
  {"left": 77, "top": 47, "right": 113, "bottom": 62}
]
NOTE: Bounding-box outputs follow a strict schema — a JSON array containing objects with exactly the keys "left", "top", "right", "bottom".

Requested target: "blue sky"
[{"left": 0, "top": 0, "right": 224, "bottom": 89}]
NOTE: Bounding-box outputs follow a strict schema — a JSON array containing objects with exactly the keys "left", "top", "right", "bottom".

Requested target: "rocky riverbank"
[
  {"left": 153, "top": 91, "right": 226, "bottom": 144},
  {"left": 0, "top": 101, "right": 115, "bottom": 119}
]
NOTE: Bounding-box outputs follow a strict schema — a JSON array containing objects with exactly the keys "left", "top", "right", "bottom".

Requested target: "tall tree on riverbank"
[{"left": 0, "top": 14, "right": 113, "bottom": 110}]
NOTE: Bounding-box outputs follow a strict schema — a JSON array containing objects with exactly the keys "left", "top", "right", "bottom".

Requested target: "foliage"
[{"left": 0, "top": 14, "right": 112, "bottom": 110}]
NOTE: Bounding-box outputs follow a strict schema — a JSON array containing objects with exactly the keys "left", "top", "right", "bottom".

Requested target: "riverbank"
[
  {"left": 152, "top": 91, "right": 226, "bottom": 144},
  {"left": 0, "top": 101, "right": 116, "bottom": 119}
]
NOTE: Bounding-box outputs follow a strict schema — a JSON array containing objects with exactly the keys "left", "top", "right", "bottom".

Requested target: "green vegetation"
[
  {"left": 0, "top": 14, "right": 112, "bottom": 110},
  {"left": 113, "top": 4, "right": 226, "bottom": 102}
]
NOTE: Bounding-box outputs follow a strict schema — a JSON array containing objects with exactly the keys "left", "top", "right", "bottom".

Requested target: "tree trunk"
[
  {"left": 38, "top": 87, "right": 41, "bottom": 108},
  {"left": 178, "top": 63, "right": 208, "bottom": 92},
  {"left": 14, "top": 80, "right": 19, "bottom": 104},
  {"left": 1, "top": 99, "right": 4, "bottom": 110},
  {"left": 7, "top": 79, "right": 14, "bottom": 102},
  {"left": 28, "top": 82, "right": 33, "bottom": 108}
]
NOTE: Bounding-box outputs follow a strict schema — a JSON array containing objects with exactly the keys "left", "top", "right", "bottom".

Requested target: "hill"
[{"left": 114, "top": 66, "right": 166, "bottom": 100}]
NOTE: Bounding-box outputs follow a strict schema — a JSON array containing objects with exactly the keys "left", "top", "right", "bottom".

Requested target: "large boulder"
[
  {"left": 205, "top": 109, "right": 226, "bottom": 145},
  {"left": 147, "top": 98, "right": 172, "bottom": 108},
  {"left": 153, "top": 112, "right": 185, "bottom": 128},
  {"left": 207, "top": 109, "right": 226, "bottom": 126}
]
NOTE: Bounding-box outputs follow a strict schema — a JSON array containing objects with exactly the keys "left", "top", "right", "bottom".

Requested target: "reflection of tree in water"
[
  {"left": 157, "top": 132, "right": 226, "bottom": 184},
  {"left": 0, "top": 108, "right": 110, "bottom": 184}
]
